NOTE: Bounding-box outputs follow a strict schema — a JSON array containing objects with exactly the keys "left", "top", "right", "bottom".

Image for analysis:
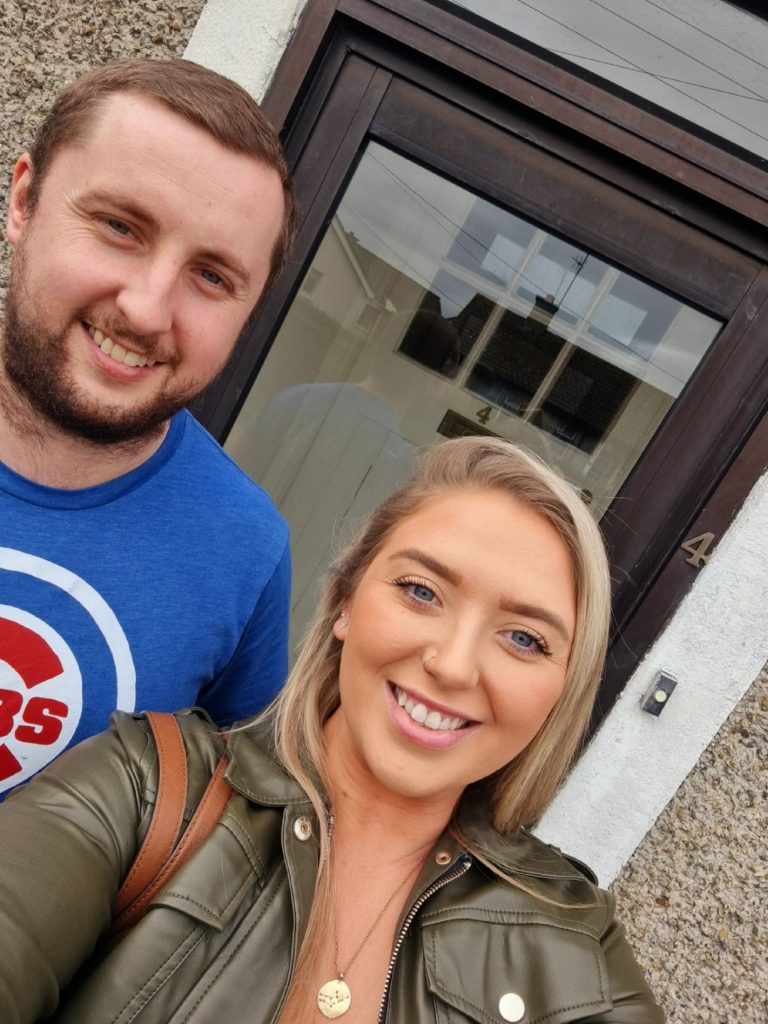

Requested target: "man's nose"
[
  {"left": 423, "top": 624, "right": 481, "bottom": 691},
  {"left": 115, "top": 257, "right": 177, "bottom": 337}
]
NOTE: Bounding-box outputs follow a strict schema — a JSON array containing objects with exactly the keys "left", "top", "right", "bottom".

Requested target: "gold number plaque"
[{"left": 680, "top": 531, "right": 716, "bottom": 568}]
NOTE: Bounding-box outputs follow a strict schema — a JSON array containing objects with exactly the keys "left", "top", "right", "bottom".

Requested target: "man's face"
[{"left": 3, "top": 92, "right": 285, "bottom": 443}]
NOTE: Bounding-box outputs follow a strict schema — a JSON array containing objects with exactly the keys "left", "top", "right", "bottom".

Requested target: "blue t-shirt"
[{"left": 0, "top": 410, "right": 290, "bottom": 796}]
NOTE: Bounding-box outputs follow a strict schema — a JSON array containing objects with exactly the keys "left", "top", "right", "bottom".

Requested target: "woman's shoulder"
[{"left": 110, "top": 708, "right": 229, "bottom": 808}]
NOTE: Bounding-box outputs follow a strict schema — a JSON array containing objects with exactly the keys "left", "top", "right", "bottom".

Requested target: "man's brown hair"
[{"left": 25, "top": 58, "right": 296, "bottom": 292}]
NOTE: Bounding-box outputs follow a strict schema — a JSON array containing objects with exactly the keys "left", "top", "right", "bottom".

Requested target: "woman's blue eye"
[
  {"left": 412, "top": 584, "right": 434, "bottom": 603},
  {"left": 510, "top": 630, "right": 540, "bottom": 652}
]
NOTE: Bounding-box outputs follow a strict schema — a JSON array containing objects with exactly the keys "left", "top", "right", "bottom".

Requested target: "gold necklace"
[{"left": 316, "top": 859, "right": 422, "bottom": 1019}]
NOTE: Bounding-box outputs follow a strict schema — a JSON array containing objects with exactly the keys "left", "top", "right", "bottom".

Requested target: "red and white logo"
[
  {"left": 0, "top": 548, "right": 135, "bottom": 791},
  {"left": 0, "top": 607, "right": 82, "bottom": 784}
]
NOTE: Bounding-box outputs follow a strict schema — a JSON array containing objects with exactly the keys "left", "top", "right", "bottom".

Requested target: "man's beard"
[{"left": 2, "top": 260, "right": 216, "bottom": 446}]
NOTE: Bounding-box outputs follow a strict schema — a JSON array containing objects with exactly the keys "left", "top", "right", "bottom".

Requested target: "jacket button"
[
  {"left": 435, "top": 851, "right": 452, "bottom": 865},
  {"left": 499, "top": 992, "right": 525, "bottom": 1021},
  {"left": 293, "top": 816, "right": 312, "bottom": 841}
]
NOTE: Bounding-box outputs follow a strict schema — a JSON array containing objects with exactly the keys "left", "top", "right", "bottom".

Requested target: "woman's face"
[{"left": 328, "top": 488, "right": 576, "bottom": 812}]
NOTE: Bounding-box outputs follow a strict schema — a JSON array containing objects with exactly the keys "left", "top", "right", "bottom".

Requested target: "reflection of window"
[
  {"left": 397, "top": 295, "right": 462, "bottom": 377},
  {"left": 464, "top": 296, "right": 641, "bottom": 454},
  {"left": 463, "top": 295, "right": 565, "bottom": 415}
]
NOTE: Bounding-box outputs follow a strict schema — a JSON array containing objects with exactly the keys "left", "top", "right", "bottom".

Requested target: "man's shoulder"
[{"left": 174, "top": 412, "right": 287, "bottom": 528}]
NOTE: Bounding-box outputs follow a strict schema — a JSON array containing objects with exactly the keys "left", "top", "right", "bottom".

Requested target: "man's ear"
[{"left": 6, "top": 154, "right": 35, "bottom": 247}]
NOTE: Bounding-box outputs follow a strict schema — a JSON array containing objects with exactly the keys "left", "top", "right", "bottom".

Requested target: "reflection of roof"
[{"left": 344, "top": 228, "right": 424, "bottom": 304}]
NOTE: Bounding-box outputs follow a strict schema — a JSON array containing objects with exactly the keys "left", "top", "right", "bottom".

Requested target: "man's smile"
[{"left": 85, "top": 323, "right": 158, "bottom": 368}]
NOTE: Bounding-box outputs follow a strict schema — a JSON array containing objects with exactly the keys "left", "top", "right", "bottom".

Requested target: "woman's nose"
[{"left": 422, "top": 628, "right": 481, "bottom": 690}]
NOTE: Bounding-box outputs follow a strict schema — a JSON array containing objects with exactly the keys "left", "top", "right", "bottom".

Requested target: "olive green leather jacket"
[{"left": 0, "top": 710, "right": 663, "bottom": 1024}]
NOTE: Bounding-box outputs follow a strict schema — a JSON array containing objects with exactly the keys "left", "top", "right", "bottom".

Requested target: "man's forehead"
[{"left": 42, "top": 90, "right": 282, "bottom": 216}]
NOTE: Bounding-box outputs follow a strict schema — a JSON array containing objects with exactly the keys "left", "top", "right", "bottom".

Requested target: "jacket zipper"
[{"left": 377, "top": 854, "right": 472, "bottom": 1024}]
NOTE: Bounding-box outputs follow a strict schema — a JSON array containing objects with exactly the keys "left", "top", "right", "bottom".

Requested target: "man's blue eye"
[
  {"left": 108, "top": 219, "right": 131, "bottom": 236},
  {"left": 201, "top": 268, "right": 223, "bottom": 286}
]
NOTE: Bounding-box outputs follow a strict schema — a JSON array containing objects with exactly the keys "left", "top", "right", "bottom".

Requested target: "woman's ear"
[
  {"left": 6, "top": 154, "right": 34, "bottom": 247},
  {"left": 332, "top": 608, "right": 349, "bottom": 642}
]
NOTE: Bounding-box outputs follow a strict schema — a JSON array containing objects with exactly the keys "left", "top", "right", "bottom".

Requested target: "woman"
[{"left": 0, "top": 437, "right": 663, "bottom": 1023}]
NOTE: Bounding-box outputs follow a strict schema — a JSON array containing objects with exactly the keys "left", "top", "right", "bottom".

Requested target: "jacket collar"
[
  {"left": 225, "top": 718, "right": 311, "bottom": 808},
  {"left": 225, "top": 722, "right": 588, "bottom": 882},
  {"left": 455, "top": 790, "right": 589, "bottom": 881}
]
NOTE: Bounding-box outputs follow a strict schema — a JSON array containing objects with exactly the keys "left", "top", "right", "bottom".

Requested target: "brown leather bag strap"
[
  {"left": 114, "top": 711, "right": 188, "bottom": 918},
  {"left": 111, "top": 723, "right": 232, "bottom": 935}
]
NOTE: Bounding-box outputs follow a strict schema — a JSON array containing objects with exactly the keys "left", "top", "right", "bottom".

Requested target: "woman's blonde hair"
[{"left": 270, "top": 437, "right": 611, "bottom": 1000}]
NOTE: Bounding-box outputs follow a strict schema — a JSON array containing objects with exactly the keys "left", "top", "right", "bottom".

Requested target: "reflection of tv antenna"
[{"left": 556, "top": 254, "right": 588, "bottom": 306}]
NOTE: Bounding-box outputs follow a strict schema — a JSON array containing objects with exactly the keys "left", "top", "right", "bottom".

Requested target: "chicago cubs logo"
[{"left": 0, "top": 549, "right": 135, "bottom": 792}]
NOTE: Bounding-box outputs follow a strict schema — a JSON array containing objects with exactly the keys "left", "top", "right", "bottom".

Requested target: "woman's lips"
[{"left": 385, "top": 683, "right": 480, "bottom": 750}]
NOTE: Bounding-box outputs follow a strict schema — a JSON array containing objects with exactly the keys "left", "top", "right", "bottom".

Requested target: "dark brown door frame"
[{"left": 195, "top": 0, "right": 768, "bottom": 727}]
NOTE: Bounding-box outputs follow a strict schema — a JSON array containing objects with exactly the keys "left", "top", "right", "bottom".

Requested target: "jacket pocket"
[{"left": 421, "top": 911, "right": 612, "bottom": 1024}]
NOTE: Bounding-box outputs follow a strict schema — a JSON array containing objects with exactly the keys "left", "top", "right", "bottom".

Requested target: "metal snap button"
[
  {"left": 293, "top": 816, "right": 312, "bottom": 841},
  {"left": 499, "top": 992, "right": 525, "bottom": 1022},
  {"left": 435, "top": 850, "right": 452, "bottom": 865}
]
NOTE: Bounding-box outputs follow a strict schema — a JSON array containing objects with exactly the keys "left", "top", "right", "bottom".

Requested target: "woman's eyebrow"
[
  {"left": 387, "top": 548, "right": 460, "bottom": 585},
  {"left": 499, "top": 600, "right": 572, "bottom": 644},
  {"left": 389, "top": 547, "right": 571, "bottom": 643}
]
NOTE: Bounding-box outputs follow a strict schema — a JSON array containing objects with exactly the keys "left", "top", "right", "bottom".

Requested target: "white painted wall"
[
  {"left": 536, "top": 467, "right": 768, "bottom": 882},
  {"left": 187, "top": 0, "right": 768, "bottom": 883},
  {"left": 185, "top": 0, "right": 308, "bottom": 101}
]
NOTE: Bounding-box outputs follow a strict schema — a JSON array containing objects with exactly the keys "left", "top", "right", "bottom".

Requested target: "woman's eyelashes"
[
  {"left": 393, "top": 576, "right": 439, "bottom": 608},
  {"left": 502, "top": 627, "right": 552, "bottom": 658}
]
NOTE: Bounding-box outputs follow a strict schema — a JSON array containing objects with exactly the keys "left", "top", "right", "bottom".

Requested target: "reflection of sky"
[
  {"left": 591, "top": 296, "right": 646, "bottom": 348},
  {"left": 337, "top": 143, "right": 471, "bottom": 292},
  {"left": 431, "top": 270, "right": 477, "bottom": 318},
  {"left": 481, "top": 235, "right": 524, "bottom": 285}
]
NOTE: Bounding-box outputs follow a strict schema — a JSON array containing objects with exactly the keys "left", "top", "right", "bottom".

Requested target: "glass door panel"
[{"left": 226, "top": 142, "right": 721, "bottom": 642}]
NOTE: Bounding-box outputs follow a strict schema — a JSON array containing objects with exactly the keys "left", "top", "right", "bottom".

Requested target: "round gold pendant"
[{"left": 317, "top": 978, "right": 352, "bottom": 1018}]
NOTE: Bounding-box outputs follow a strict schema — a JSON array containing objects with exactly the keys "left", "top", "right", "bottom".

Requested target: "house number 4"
[{"left": 680, "top": 531, "right": 716, "bottom": 568}]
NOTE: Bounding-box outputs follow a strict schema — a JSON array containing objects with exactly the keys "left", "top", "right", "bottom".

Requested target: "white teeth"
[
  {"left": 393, "top": 686, "right": 467, "bottom": 732},
  {"left": 86, "top": 324, "right": 153, "bottom": 368},
  {"left": 411, "top": 703, "right": 427, "bottom": 724},
  {"left": 425, "top": 710, "right": 442, "bottom": 729}
]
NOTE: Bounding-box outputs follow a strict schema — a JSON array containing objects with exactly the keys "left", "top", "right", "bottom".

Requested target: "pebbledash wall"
[{"left": 0, "top": 1, "right": 764, "bottom": 1020}]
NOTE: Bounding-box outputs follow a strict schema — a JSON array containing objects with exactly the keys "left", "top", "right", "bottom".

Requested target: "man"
[{"left": 0, "top": 59, "right": 296, "bottom": 795}]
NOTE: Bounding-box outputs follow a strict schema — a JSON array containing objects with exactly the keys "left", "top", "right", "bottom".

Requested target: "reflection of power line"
[
  {"left": 446, "top": 0, "right": 768, "bottom": 145},
  {"left": 556, "top": 255, "right": 588, "bottom": 307},
  {"left": 366, "top": 153, "right": 699, "bottom": 381},
  {"left": 642, "top": 0, "right": 768, "bottom": 76},
  {"left": 587, "top": 0, "right": 768, "bottom": 101},
  {"left": 341, "top": 208, "right": 464, "bottom": 313},
  {"left": 369, "top": 152, "right": 599, "bottom": 321},
  {"left": 549, "top": 49, "right": 768, "bottom": 102}
]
